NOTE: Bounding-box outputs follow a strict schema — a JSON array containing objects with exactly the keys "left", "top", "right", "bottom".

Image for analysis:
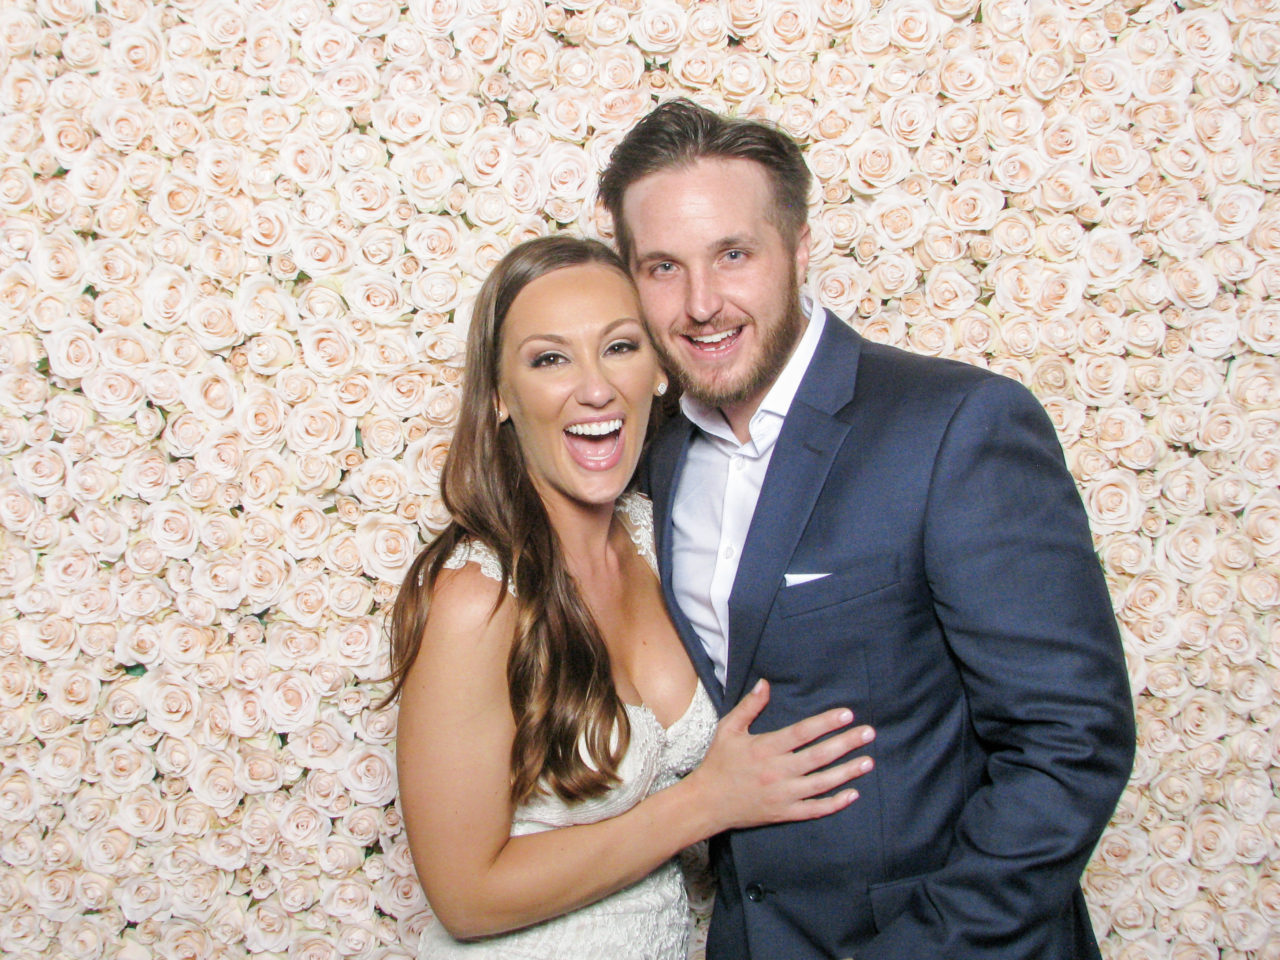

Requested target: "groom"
[{"left": 599, "top": 100, "right": 1134, "bottom": 959}]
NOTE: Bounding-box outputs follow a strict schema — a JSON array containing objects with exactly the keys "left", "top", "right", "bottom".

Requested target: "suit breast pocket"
[{"left": 774, "top": 554, "right": 902, "bottom": 619}]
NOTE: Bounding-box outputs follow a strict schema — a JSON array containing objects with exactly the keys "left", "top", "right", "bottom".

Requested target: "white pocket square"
[{"left": 784, "top": 572, "right": 831, "bottom": 587}]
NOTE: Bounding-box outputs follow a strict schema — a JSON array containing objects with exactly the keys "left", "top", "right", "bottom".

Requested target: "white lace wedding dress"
[{"left": 416, "top": 493, "right": 718, "bottom": 960}]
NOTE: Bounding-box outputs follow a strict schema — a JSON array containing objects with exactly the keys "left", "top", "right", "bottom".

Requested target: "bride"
[{"left": 387, "top": 235, "right": 876, "bottom": 958}]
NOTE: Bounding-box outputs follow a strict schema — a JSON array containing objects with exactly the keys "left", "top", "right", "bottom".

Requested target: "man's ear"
[{"left": 793, "top": 224, "right": 811, "bottom": 279}]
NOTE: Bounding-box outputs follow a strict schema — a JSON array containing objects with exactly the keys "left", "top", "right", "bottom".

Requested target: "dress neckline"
[{"left": 623, "top": 681, "right": 706, "bottom": 735}]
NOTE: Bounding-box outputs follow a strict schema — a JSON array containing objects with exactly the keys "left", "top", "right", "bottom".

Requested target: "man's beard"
[{"left": 657, "top": 275, "right": 807, "bottom": 410}]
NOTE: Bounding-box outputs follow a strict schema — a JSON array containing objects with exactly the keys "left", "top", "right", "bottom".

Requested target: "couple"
[{"left": 388, "top": 101, "right": 1135, "bottom": 960}]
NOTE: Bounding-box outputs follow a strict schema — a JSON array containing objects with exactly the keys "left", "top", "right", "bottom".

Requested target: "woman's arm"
[{"left": 396, "top": 563, "right": 874, "bottom": 940}]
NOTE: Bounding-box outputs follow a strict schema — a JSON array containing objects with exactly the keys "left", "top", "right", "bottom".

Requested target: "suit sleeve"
[{"left": 860, "top": 375, "right": 1135, "bottom": 959}]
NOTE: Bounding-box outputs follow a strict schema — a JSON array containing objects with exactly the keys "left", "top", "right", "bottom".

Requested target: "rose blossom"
[
  {"left": 846, "top": 130, "right": 911, "bottom": 193},
  {"left": 1188, "top": 98, "right": 1243, "bottom": 159},
  {"left": 1083, "top": 469, "right": 1145, "bottom": 534},
  {"left": 337, "top": 743, "right": 396, "bottom": 805},
  {"left": 1239, "top": 303, "right": 1280, "bottom": 356},
  {"left": 865, "top": 188, "right": 928, "bottom": 251},
  {"left": 939, "top": 180, "right": 1004, "bottom": 232}
]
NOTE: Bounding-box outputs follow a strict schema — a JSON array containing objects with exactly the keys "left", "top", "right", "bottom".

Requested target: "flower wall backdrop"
[{"left": 0, "top": 0, "right": 1278, "bottom": 956}]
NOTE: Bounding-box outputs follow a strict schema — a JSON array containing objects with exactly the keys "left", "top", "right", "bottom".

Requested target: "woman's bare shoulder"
[{"left": 400, "top": 559, "right": 517, "bottom": 714}]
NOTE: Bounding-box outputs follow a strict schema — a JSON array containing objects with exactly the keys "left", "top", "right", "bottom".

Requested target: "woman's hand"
[{"left": 684, "top": 678, "right": 875, "bottom": 833}]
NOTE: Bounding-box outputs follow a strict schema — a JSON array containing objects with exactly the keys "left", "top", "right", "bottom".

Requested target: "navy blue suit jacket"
[{"left": 646, "top": 316, "right": 1134, "bottom": 959}]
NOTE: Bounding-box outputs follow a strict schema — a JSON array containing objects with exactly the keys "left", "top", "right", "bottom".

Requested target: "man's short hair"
[{"left": 598, "top": 98, "right": 812, "bottom": 266}]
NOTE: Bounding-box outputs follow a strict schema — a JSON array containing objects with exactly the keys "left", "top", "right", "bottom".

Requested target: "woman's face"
[{"left": 496, "top": 262, "right": 665, "bottom": 515}]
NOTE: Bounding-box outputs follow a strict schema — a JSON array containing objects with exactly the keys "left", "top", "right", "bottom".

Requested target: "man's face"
[{"left": 620, "top": 158, "right": 810, "bottom": 425}]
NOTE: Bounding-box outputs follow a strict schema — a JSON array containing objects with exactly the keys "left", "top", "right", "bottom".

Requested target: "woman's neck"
[{"left": 541, "top": 494, "right": 622, "bottom": 581}]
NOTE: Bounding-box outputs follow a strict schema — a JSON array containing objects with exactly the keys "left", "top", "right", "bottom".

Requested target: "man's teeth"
[
  {"left": 691, "top": 329, "right": 736, "bottom": 344},
  {"left": 565, "top": 418, "right": 622, "bottom": 437}
]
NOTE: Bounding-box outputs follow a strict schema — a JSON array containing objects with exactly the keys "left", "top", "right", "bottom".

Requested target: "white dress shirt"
[{"left": 670, "top": 297, "right": 827, "bottom": 686}]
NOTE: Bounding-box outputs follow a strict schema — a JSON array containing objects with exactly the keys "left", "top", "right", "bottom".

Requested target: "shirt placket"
[{"left": 710, "top": 445, "right": 756, "bottom": 658}]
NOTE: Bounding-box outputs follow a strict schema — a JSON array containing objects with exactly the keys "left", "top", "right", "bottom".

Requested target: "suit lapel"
[
  {"left": 648, "top": 417, "right": 726, "bottom": 713},
  {"left": 722, "top": 316, "right": 864, "bottom": 705}
]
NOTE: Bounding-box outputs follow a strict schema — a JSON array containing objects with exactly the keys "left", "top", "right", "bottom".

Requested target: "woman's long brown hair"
[{"left": 386, "top": 235, "right": 634, "bottom": 805}]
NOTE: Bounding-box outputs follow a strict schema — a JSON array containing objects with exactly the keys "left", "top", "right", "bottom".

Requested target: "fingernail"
[
  {"left": 838, "top": 709, "right": 853, "bottom": 724},
  {"left": 861, "top": 727, "right": 875, "bottom": 743},
  {"left": 860, "top": 758, "right": 874, "bottom": 772},
  {"left": 753, "top": 678, "right": 765, "bottom": 693},
  {"left": 845, "top": 789, "right": 859, "bottom": 803}
]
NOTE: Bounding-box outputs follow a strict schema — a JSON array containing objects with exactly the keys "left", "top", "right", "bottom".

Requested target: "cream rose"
[
  {"left": 847, "top": 130, "right": 911, "bottom": 193},
  {"left": 338, "top": 743, "right": 396, "bottom": 805},
  {"left": 866, "top": 188, "right": 928, "bottom": 251},
  {"left": 354, "top": 512, "right": 418, "bottom": 582},
  {"left": 1084, "top": 469, "right": 1145, "bottom": 534}
]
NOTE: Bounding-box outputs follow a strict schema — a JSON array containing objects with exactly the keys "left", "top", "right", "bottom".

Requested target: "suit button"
[{"left": 745, "top": 883, "right": 765, "bottom": 902}]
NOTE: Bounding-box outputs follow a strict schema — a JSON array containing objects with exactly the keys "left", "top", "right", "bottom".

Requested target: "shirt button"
[
  {"left": 732, "top": 456, "right": 745, "bottom": 471},
  {"left": 745, "top": 883, "right": 765, "bottom": 902},
  {"left": 722, "top": 544, "right": 735, "bottom": 560}
]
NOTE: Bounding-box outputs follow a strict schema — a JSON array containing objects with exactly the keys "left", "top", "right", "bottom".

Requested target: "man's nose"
[{"left": 685, "top": 267, "right": 723, "bottom": 324}]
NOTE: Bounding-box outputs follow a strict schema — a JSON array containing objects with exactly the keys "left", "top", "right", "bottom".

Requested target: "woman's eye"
[
  {"left": 530, "top": 352, "right": 566, "bottom": 368},
  {"left": 605, "top": 339, "right": 639, "bottom": 356}
]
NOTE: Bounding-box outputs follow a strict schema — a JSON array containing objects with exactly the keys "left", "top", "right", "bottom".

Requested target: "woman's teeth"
[{"left": 565, "top": 418, "right": 622, "bottom": 436}]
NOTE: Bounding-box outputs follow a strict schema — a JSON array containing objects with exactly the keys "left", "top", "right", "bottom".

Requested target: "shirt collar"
[{"left": 680, "top": 293, "right": 826, "bottom": 447}]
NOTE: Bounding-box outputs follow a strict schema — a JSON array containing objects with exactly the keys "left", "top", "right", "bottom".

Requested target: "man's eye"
[
  {"left": 652, "top": 261, "right": 675, "bottom": 274},
  {"left": 725, "top": 249, "right": 745, "bottom": 261}
]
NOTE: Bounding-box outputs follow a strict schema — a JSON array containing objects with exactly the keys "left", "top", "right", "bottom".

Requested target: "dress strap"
[
  {"left": 616, "top": 492, "right": 658, "bottom": 576},
  {"left": 442, "top": 539, "right": 514, "bottom": 596}
]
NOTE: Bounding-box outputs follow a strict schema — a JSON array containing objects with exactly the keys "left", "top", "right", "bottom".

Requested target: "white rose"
[
  {"left": 34, "top": 734, "right": 87, "bottom": 793},
  {"left": 922, "top": 264, "right": 978, "bottom": 319},
  {"left": 1240, "top": 303, "right": 1280, "bottom": 356},
  {"left": 355, "top": 513, "right": 418, "bottom": 582},
  {"left": 1036, "top": 162, "right": 1095, "bottom": 214},
  {"left": 184, "top": 748, "right": 240, "bottom": 817},
  {"left": 939, "top": 180, "right": 1005, "bottom": 232},
  {"left": 1084, "top": 469, "right": 1145, "bottom": 534},
  {"left": 1168, "top": 8, "right": 1232, "bottom": 70},
  {"left": 235, "top": 743, "right": 285, "bottom": 796},
  {"left": 241, "top": 547, "right": 294, "bottom": 613},
  {"left": 138, "top": 668, "right": 199, "bottom": 737},
  {"left": 339, "top": 744, "right": 396, "bottom": 805},
  {"left": 1164, "top": 259, "right": 1218, "bottom": 310},
  {"left": 261, "top": 668, "right": 320, "bottom": 733},
  {"left": 813, "top": 263, "right": 871, "bottom": 317},
  {"left": 285, "top": 396, "right": 355, "bottom": 454},
  {"left": 847, "top": 130, "right": 910, "bottom": 193}
]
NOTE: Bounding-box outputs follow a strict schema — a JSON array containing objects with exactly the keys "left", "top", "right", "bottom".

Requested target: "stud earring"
[{"left": 656, "top": 382, "right": 668, "bottom": 397}]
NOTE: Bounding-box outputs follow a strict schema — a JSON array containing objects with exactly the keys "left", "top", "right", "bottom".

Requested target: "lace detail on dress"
[
  {"left": 441, "top": 538, "right": 511, "bottom": 595},
  {"left": 418, "top": 492, "right": 715, "bottom": 960},
  {"left": 615, "top": 491, "right": 658, "bottom": 576}
]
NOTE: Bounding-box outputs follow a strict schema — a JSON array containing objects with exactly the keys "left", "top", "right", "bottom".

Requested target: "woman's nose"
[{"left": 574, "top": 362, "right": 616, "bottom": 407}]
